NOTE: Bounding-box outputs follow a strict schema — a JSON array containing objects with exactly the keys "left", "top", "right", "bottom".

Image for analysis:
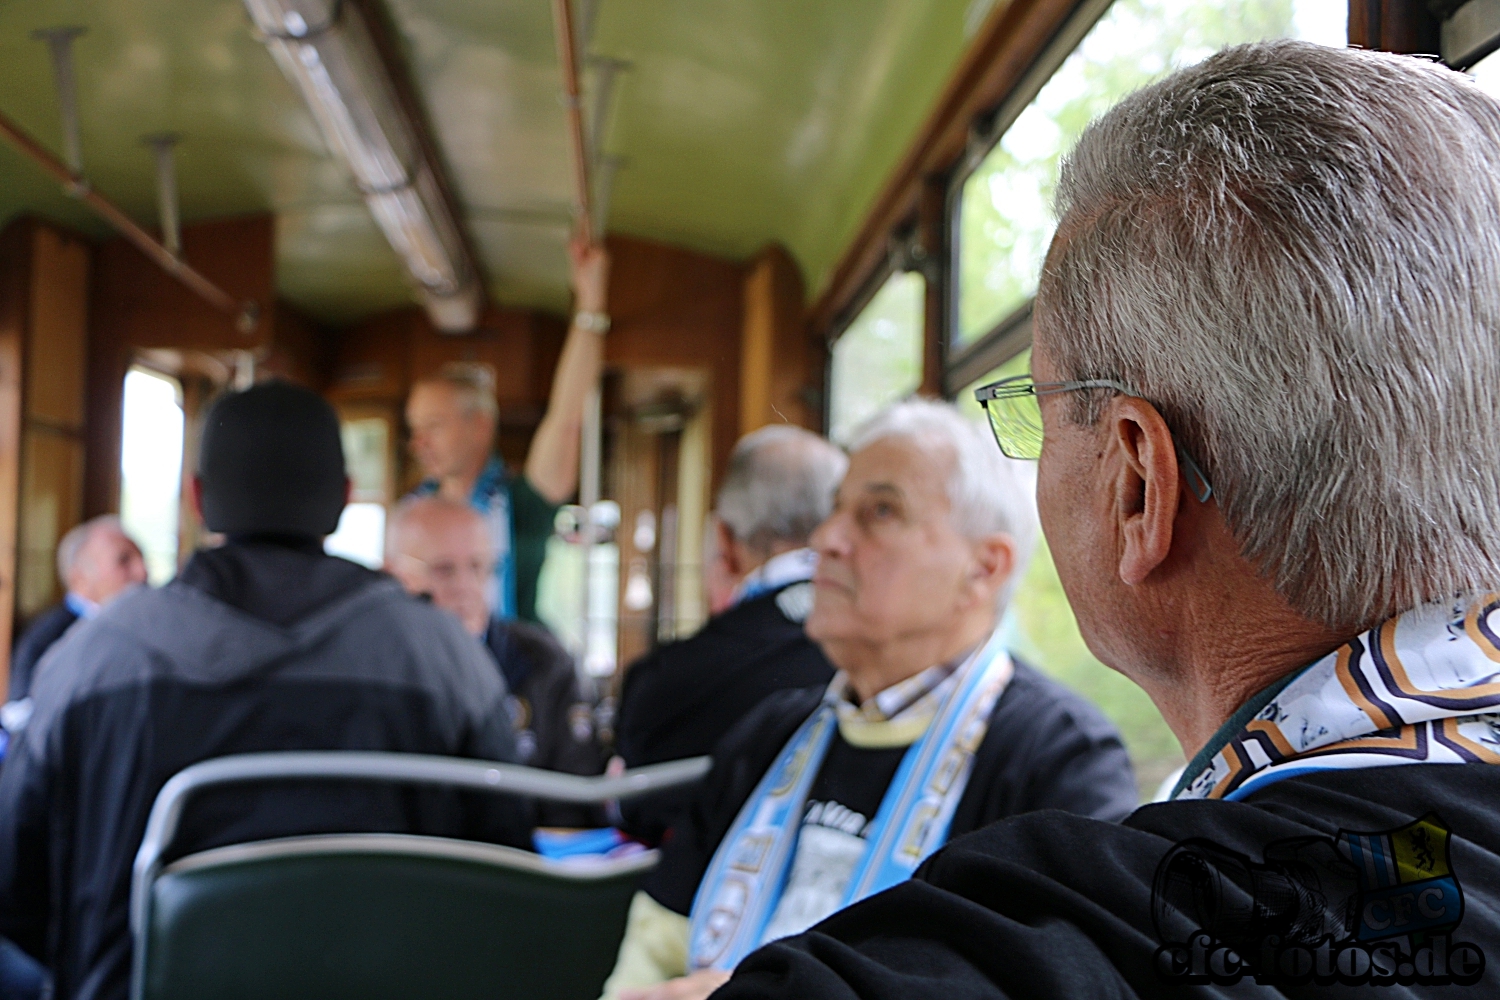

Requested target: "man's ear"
[
  {"left": 715, "top": 519, "right": 743, "bottom": 578},
  {"left": 970, "top": 533, "right": 1016, "bottom": 608},
  {"left": 1110, "top": 397, "right": 1182, "bottom": 587}
]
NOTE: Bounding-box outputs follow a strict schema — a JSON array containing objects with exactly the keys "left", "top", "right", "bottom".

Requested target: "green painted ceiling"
[{"left": 0, "top": 0, "right": 989, "bottom": 325}]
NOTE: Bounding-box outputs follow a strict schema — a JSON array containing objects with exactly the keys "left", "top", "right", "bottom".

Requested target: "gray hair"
[
  {"left": 57, "top": 515, "right": 127, "bottom": 583},
  {"left": 850, "top": 399, "right": 1039, "bottom": 606},
  {"left": 385, "top": 495, "right": 489, "bottom": 560},
  {"left": 716, "top": 426, "right": 848, "bottom": 554},
  {"left": 416, "top": 362, "right": 499, "bottom": 421},
  {"left": 1039, "top": 40, "right": 1500, "bottom": 630}
]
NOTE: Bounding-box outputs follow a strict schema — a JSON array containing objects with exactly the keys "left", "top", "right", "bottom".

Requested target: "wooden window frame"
[
  {"left": 809, "top": 0, "right": 1098, "bottom": 397},
  {"left": 815, "top": 0, "right": 1456, "bottom": 411}
]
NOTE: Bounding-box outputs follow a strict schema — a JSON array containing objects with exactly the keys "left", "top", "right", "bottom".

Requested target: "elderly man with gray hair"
[
  {"left": 713, "top": 41, "right": 1500, "bottom": 1000},
  {"left": 8, "top": 516, "right": 146, "bottom": 705},
  {"left": 600, "top": 401, "right": 1135, "bottom": 1000},
  {"left": 613, "top": 425, "right": 849, "bottom": 846}
]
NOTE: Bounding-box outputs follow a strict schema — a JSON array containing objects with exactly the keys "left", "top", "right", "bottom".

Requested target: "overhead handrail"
[
  {"left": 130, "top": 750, "right": 710, "bottom": 935},
  {"left": 0, "top": 107, "right": 258, "bottom": 332}
]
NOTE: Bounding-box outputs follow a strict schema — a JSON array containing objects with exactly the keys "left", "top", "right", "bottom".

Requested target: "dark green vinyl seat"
[
  {"left": 141, "top": 834, "right": 650, "bottom": 1000},
  {"left": 128, "top": 752, "right": 711, "bottom": 1000}
]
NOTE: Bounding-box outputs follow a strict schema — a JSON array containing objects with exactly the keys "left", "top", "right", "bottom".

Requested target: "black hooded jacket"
[{"left": 0, "top": 540, "right": 526, "bottom": 1000}]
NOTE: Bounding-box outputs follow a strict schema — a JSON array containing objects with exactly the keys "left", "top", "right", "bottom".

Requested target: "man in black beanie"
[{"left": 0, "top": 381, "right": 529, "bottom": 1000}]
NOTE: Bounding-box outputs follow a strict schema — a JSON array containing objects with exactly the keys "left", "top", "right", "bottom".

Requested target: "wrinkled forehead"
[
  {"left": 80, "top": 525, "right": 131, "bottom": 559},
  {"left": 396, "top": 506, "right": 493, "bottom": 561},
  {"left": 406, "top": 380, "right": 464, "bottom": 418},
  {"left": 842, "top": 434, "right": 954, "bottom": 512}
]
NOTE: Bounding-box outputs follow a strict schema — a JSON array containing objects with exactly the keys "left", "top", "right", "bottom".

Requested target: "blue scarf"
[{"left": 687, "top": 628, "right": 1015, "bottom": 971}]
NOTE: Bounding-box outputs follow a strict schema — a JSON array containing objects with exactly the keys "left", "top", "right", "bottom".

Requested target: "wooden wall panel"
[
  {"left": 27, "top": 226, "right": 89, "bottom": 430},
  {"left": 328, "top": 304, "right": 567, "bottom": 493},
  {"left": 1347, "top": 0, "right": 1440, "bottom": 54},
  {"left": 0, "top": 222, "right": 31, "bottom": 691},
  {"left": 740, "top": 244, "right": 820, "bottom": 435},
  {"left": 19, "top": 222, "right": 91, "bottom": 618},
  {"left": 17, "top": 432, "right": 83, "bottom": 618},
  {"left": 605, "top": 234, "right": 745, "bottom": 491},
  {"left": 87, "top": 215, "right": 278, "bottom": 518}
]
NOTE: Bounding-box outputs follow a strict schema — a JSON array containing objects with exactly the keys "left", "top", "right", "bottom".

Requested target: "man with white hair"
[
  {"left": 8, "top": 516, "right": 146, "bottom": 703},
  {"left": 613, "top": 425, "right": 847, "bottom": 846},
  {"left": 714, "top": 41, "right": 1500, "bottom": 999},
  {"left": 385, "top": 495, "right": 602, "bottom": 785},
  {"left": 599, "top": 400, "right": 1136, "bottom": 1000}
]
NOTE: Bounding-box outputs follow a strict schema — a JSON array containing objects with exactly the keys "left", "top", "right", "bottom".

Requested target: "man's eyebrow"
[{"left": 862, "top": 482, "right": 903, "bottom": 498}]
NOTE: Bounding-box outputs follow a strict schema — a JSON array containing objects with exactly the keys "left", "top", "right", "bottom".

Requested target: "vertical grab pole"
[
  {"left": 551, "top": 0, "right": 594, "bottom": 245},
  {"left": 553, "top": 0, "right": 608, "bottom": 686}
]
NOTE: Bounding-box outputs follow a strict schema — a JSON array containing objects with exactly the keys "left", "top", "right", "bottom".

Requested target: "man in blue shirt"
[{"left": 405, "top": 239, "right": 608, "bottom": 623}]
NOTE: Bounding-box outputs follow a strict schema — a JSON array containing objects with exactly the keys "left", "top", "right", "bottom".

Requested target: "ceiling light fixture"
[{"left": 243, "top": 0, "right": 483, "bottom": 332}]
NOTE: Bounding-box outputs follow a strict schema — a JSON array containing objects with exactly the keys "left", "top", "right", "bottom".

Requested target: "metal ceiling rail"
[
  {"left": 0, "top": 108, "right": 257, "bottom": 332},
  {"left": 552, "top": 0, "right": 595, "bottom": 245}
]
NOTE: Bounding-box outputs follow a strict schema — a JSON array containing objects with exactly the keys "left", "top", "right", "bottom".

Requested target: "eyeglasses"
[{"left": 974, "top": 374, "right": 1214, "bottom": 503}]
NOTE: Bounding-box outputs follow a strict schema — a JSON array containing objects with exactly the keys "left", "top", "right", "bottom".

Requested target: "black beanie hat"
[{"left": 198, "top": 381, "right": 346, "bottom": 538}]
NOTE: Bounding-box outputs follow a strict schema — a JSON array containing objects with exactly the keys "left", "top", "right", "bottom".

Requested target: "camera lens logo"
[{"left": 1152, "top": 813, "right": 1484, "bottom": 986}]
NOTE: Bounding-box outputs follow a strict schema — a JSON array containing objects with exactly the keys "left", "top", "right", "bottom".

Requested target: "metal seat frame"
[{"left": 128, "top": 751, "right": 710, "bottom": 1000}]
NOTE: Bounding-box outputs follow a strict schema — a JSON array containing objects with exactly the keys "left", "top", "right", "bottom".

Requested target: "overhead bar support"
[
  {"left": 31, "top": 27, "right": 87, "bottom": 185},
  {"left": 0, "top": 109, "right": 257, "bottom": 332},
  {"left": 145, "top": 134, "right": 182, "bottom": 257}
]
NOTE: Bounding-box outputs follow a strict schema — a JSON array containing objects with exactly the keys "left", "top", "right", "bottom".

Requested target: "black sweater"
[
  {"left": 646, "top": 660, "right": 1139, "bottom": 916},
  {"left": 614, "top": 582, "right": 836, "bottom": 845},
  {"left": 717, "top": 763, "right": 1500, "bottom": 998},
  {"left": 0, "top": 541, "right": 525, "bottom": 1000}
]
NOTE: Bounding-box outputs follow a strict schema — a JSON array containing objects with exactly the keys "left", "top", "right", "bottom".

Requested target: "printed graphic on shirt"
[
  {"left": 1152, "top": 812, "right": 1484, "bottom": 986},
  {"left": 762, "top": 799, "right": 872, "bottom": 942}
]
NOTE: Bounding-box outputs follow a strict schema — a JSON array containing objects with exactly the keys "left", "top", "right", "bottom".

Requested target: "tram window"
[
  {"left": 119, "top": 368, "right": 185, "bottom": 585},
  {"left": 827, "top": 270, "right": 925, "bottom": 444},
  {"left": 952, "top": 0, "right": 1349, "bottom": 353},
  {"left": 1470, "top": 49, "right": 1500, "bottom": 97},
  {"left": 325, "top": 417, "right": 392, "bottom": 569}
]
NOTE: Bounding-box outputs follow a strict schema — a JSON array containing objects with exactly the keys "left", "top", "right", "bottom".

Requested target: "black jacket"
[
  {"left": 614, "top": 582, "right": 836, "bottom": 845},
  {"left": 485, "top": 618, "right": 602, "bottom": 776},
  {"left": 645, "top": 660, "right": 1139, "bottom": 916},
  {"left": 716, "top": 763, "right": 1500, "bottom": 998},
  {"left": 8, "top": 602, "right": 79, "bottom": 701},
  {"left": 0, "top": 541, "right": 526, "bottom": 1000},
  {"left": 485, "top": 618, "right": 605, "bottom": 827}
]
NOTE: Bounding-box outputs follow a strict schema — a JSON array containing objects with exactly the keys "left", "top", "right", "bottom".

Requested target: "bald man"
[
  {"left": 386, "top": 497, "right": 603, "bottom": 785},
  {"left": 9, "top": 516, "right": 146, "bottom": 704}
]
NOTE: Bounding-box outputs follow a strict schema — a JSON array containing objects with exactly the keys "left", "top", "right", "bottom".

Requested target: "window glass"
[
  {"left": 325, "top": 503, "right": 387, "bottom": 569},
  {"left": 325, "top": 418, "right": 391, "bottom": 569},
  {"left": 953, "top": 0, "right": 1348, "bottom": 349},
  {"left": 120, "top": 368, "right": 184, "bottom": 585},
  {"left": 959, "top": 349, "right": 1182, "bottom": 798},
  {"left": 828, "top": 271, "right": 925, "bottom": 444},
  {"left": 1470, "top": 48, "right": 1500, "bottom": 98}
]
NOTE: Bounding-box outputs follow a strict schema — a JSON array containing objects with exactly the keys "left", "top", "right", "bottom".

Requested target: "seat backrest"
[{"left": 141, "top": 833, "right": 654, "bottom": 1000}]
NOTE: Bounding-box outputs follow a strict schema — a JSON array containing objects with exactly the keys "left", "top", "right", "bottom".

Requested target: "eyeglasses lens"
[{"left": 983, "top": 390, "right": 1045, "bottom": 460}]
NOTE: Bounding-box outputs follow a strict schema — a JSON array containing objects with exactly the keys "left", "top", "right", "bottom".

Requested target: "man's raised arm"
[{"left": 524, "top": 238, "right": 610, "bottom": 504}]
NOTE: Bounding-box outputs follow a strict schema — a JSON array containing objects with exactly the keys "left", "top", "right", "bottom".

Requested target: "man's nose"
[{"left": 810, "top": 510, "right": 850, "bottom": 557}]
